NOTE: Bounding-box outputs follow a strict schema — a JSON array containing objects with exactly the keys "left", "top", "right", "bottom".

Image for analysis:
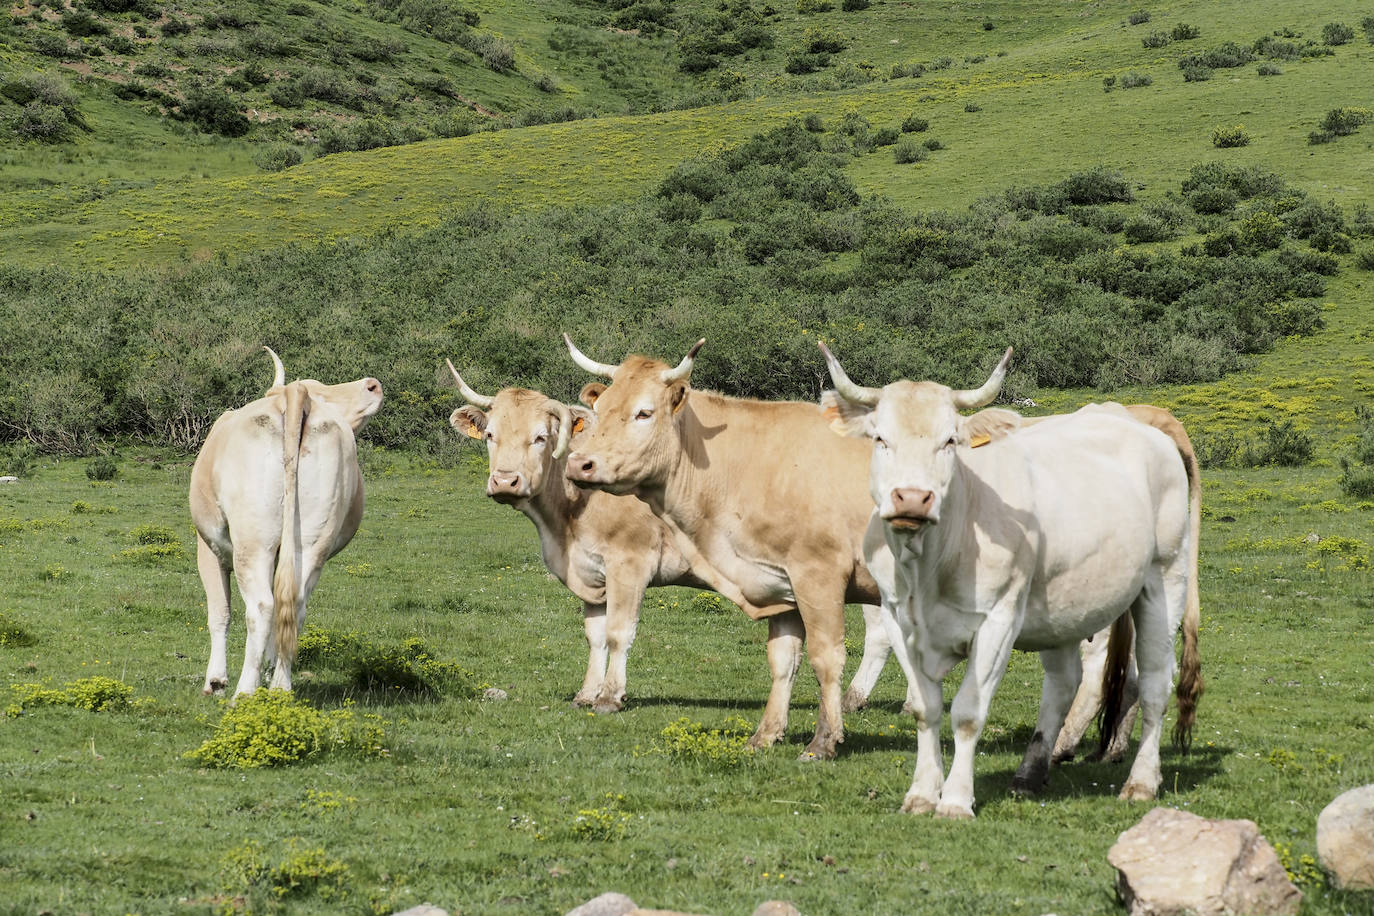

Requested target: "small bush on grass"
[
  {"left": 221, "top": 839, "right": 354, "bottom": 904},
  {"left": 963, "top": 101, "right": 982, "bottom": 112},
  {"left": 804, "top": 27, "right": 847, "bottom": 53},
  {"left": 893, "top": 137, "right": 927, "bottom": 163},
  {"left": 85, "top": 456, "right": 117, "bottom": 481},
  {"left": 1257, "top": 62, "right": 1282, "bottom": 76},
  {"left": 180, "top": 86, "right": 250, "bottom": 137},
  {"left": 640, "top": 716, "right": 756, "bottom": 767},
  {"left": 689, "top": 592, "right": 736, "bottom": 614},
  {"left": 0, "top": 611, "right": 37, "bottom": 648},
  {"left": 7, "top": 676, "right": 133, "bottom": 716},
  {"left": 900, "top": 114, "right": 928, "bottom": 132},
  {"left": 922, "top": 137, "right": 944, "bottom": 150},
  {"left": 797, "top": 0, "right": 832, "bottom": 12},
  {"left": 1170, "top": 23, "right": 1200, "bottom": 40},
  {"left": 1363, "top": 16, "right": 1374, "bottom": 43},
  {"left": 1356, "top": 246, "right": 1374, "bottom": 271},
  {"left": 253, "top": 143, "right": 304, "bottom": 172},
  {"left": 1246, "top": 420, "right": 1315, "bottom": 468},
  {"left": 572, "top": 794, "right": 631, "bottom": 841},
  {"left": 1128, "top": 10, "right": 1150, "bottom": 25},
  {"left": 1141, "top": 30, "right": 1170, "bottom": 49},
  {"left": 841, "top": 0, "right": 869, "bottom": 10},
  {"left": 871, "top": 126, "right": 899, "bottom": 147},
  {"left": 1120, "top": 71, "right": 1152, "bottom": 88},
  {"left": 295, "top": 626, "right": 480, "bottom": 697},
  {"left": 1212, "top": 124, "right": 1250, "bottom": 148},
  {"left": 1182, "top": 63, "right": 1212, "bottom": 82},
  {"left": 185, "top": 690, "right": 389, "bottom": 768},
  {"left": 1321, "top": 22, "right": 1354, "bottom": 46}
]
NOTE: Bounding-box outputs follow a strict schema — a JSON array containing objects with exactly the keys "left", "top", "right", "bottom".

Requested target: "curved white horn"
[
  {"left": 548, "top": 400, "right": 573, "bottom": 460},
  {"left": 660, "top": 338, "right": 706, "bottom": 384},
  {"left": 951, "top": 347, "right": 1013, "bottom": 410},
  {"left": 818, "top": 341, "right": 880, "bottom": 406},
  {"left": 563, "top": 333, "right": 618, "bottom": 379},
  {"left": 445, "top": 359, "right": 495, "bottom": 409},
  {"left": 263, "top": 346, "right": 285, "bottom": 388}
]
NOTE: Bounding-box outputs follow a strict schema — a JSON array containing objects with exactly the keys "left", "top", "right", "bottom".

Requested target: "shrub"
[
  {"left": 963, "top": 101, "right": 982, "bottom": 112},
  {"left": 1247, "top": 420, "right": 1314, "bottom": 467},
  {"left": 7, "top": 676, "right": 133, "bottom": 716},
  {"left": 784, "top": 52, "right": 827, "bottom": 74},
  {"left": 1321, "top": 22, "right": 1354, "bottom": 46},
  {"left": 1188, "top": 186, "right": 1239, "bottom": 214},
  {"left": 31, "top": 31, "right": 76, "bottom": 58},
  {"left": 184, "top": 690, "right": 389, "bottom": 768},
  {"left": 1357, "top": 246, "right": 1374, "bottom": 271},
  {"left": 802, "top": 112, "right": 824, "bottom": 132},
  {"left": 921, "top": 137, "right": 943, "bottom": 151},
  {"left": 1057, "top": 166, "right": 1133, "bottom": 206},
  {"left": 841, "top": 0, "right": 869, "bottom": 10},
  {"left": 180, "top": 86, "right": 250, "bottom": 137},
  {"left": 60, "top": 9, "right": 108, "bottom": 36},
  {"left": 1141, "top": 30, "right": 1170, "bottom": 49},
  {"left": 1119, "top": 71, "right": 1152, "bottom": 88},
  {"left": 796, "top": 0, "right": 832, "bottom": 11},
  {"left": 85, "top": 456, "right": 117, "bottom": 480},
  {"left": 253, "top": 144, "right": 304, "bottom": 172},
  {"left": 1237, "top": 211, "right": 1284, "bottom": 250},
  {"left": 1257, "top": 62, "right": 1282, "bottom": 76},
  {"left": 104, "top": 34, "right": 137, "bottom": 54},
  {"left": 1181, "top": 42, "right": 1253, "bottom": 70},
  {"left": 1211, "top": 124, "right": 1250, "bottom": 148},
  {"left": 160, "top": 17, "right": 192, "bottom": 37},
  {"left": 642, "top": 716, "right": 756, "bottom": 767},
  {"left": 900, "top": 114, "right": 928, "bottom": 132},
  {"left": 482, "top": 37, "right": 515, "bottom": 72},
  {"left": 572, "top": 794, "right": 632, "bottom": 841},
  {"left": 295, "top": 627, "right": 480, "bottom": 696},
  {"left": 0, "top": 611, "right": 36, "bottom": 648},
  {"left": 1364, "top": 16, "right": 1374, "bottom": 43},
  {"left": 1170, "top": 23, "right": 1199, "bottom": 40},
  {"left": 1318, "top": 107, "right": 1373, "bottom": 137},
  {"left": 1182, "top": 63, "right": 1212, "bottom": 82},
  {"left": 1122, "top": 214, "right": 1172, "bottom": 244},
  {"left": 14, "top": 102, "right": 71, "bottom": 142},
  {"left": 871, "top": 126, "right": 898, "bottom": 147},
  {"left": 803, "top": 27, "right": 847, "bottom": 53},
  {"left": 893, "top": 137, "right": 927, "bottom": 163}
]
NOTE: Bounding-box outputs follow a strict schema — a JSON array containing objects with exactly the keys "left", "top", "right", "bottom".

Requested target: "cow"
[
  {"left": 444, "top": 360, "right": 904, "bottom": 713},
  {"left": 190, "top": 347, "right": 383, "bottom": 696},
  {"left": 818, "top": 342, "right": 1202, "bottom": 818},
  {"left": 562, "top": 334, "right": 956, "bottom": 759}
]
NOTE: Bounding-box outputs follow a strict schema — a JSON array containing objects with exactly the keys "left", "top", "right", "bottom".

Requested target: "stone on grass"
[
  {"left": 1108, "top": 806, "right": 1300, "bottom": 916},
  {"left": 482, "top": 687, "right": 509, "bottom": 701},
  {"left": 1317, "top": 784, "right": 1374, "bottom": 890},
  {"left": 753, "top": 902, "right": 802, "bottom": 916},
  {"left": 566, "top": 892, "right": 637, "bottom": 916},
  {"left": 390, "top": 906, "right": 447, "bottom": 916}
]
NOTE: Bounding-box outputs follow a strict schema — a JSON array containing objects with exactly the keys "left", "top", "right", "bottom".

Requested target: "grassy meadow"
[{"left": 3, "top": 0, "right": 1374, "bottom": 912}]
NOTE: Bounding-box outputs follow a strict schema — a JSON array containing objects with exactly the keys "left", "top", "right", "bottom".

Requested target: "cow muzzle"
[
  {"left": 884, "top": 487, "right": 938, "bottom": 529},
  {"left": 487, "top": 472, "right": 529, "bottom": 503}
]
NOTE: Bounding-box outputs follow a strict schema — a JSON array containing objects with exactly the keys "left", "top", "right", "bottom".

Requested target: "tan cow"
[
  {"left": 445, "top": 361, "right": 903, "bottom": 712},
  {"left": 190, "top": 348, "right": 383, "bottom": 696}
]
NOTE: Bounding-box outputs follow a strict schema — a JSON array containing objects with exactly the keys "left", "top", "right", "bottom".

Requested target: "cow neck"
[
  {"left": 929, "top": 455, "right": 976, "bottom": 573},
  {"left": 514, "top": 455, "right": 589, "bottom": 587},
  {"left": 655, "top": 391, "right": 730, "bottom": 537}
]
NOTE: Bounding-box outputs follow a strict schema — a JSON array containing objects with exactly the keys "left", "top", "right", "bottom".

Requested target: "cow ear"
[
  {"left": 451, "top": 405, "right": 488, "bottom": 440},
  {"left": 963, "top": 407, "right": 1023, "bottom": 446},
  {"left": 669, "top": 382, "right": 689, "bottom": 414},
  {"left": 568, "top": 405, "right": 594, "bottom": 436},
  {"left": 820, "top": 390, "right": 873, "bottom": 437},
  {"left": 579, "top": 382, "right": 606, "bottom": 408}
]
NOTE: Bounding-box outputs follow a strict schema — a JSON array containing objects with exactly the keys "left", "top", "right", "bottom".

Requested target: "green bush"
[
  {"left": 1212, "top": 124, "right": 1250, "bottom": 148},
  {"left": 1127, "top": 10, "right": 1150, "bottom": 25},
  {"left": 784, "top": 52, "right": 828, "bottom": 74},
  {"left": 184, "top": 690, "right": 389, "bottom": 768},
  {"left": 921, "top": 137, "right": 943, "bottom": 151},
  {"left": 60, "top": 9, "right": 108, "bottom": 36},
  {"left": 85, "top": 456, "right": 117, "bottom": 480},
  {"left": 892, "top": 137, "right": 927, "bottom": 163},
  {"left": 841, "top": 0, "right": 869, "bottom": 10},
  {"left": 1141, "top": 30, "right": 1170, "bottom": 49},
  {"left": 1257, "top": 62, "right": 1282, "bottom": 76},
  {"left": 803, "top": 27, "right": 847, "bottom": 53},
  {"left": 1119, "top": 71, "right": 1152, "bottom": 88},
  {"left": 1321, "top": 22, "right": 1354, "bottom": 46},
  {"left": 1247, "top": 420, "right": 1315, "bottom": 467},
  {"left": 900, "top": 114, "right": 928, "bottom": 132},
  {"left": 1170, "top": 23, "right": 1200, "bottom": 40},
  {"left": 7, "top": 676, "right": 133, "bottom": 716},
  {"left": 14, "top": 102, "right": 71, "bottom": 142},
  {"left": 642, "top": 716, "right": 756, "bottom": 768},
  {"left": 0, "top": 611, "right": 37, "bottom": 648},
  {"left": 296, "top": 627, "right": 480, "bottom": 696},
  {"left": 1181, "top": 63, "right": 1212, "bottom": 82},
  {"left": 1356, "top": 246, "right": 1374, "bottom": 271},
  {"left": 796, "top": 0, "right": 832, "bottom": 11},
  {"left": 180, "top": 86, "right": 250, "bottom": 137}
]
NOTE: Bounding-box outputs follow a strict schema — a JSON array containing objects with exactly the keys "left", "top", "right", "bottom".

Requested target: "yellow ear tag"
[
  {"left": 464, "top": 426, "right": 484, "bottom": 441},
  {"left": 571, "top": 416, "right": 586, "bottom": 435},
  {"left": 970, "top": 434, "right": 991, "bottom": 449}
]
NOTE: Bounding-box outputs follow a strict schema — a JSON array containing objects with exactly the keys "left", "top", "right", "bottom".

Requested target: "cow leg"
[
  {"left": 900, "top": 661, "right": 946, "bottom": 815},
  {"left": 268, "top": 557, "right": 326, "bottom": 691},
  {"left": 939, "top": 611, "right": 1022, "bottom": 820},
  {"left": 198, "top": 535, "right": 233, "bottom": 696},
  {"left": 231, "top": 548, "right": 277, "bottom": 697},
  {"left": 1102, "top": 662, "right": 1140, "bottom": 763},
  {"left": 1012, "top": 643, "right": 1081, "bottom": 796},
  {"left": 1121, "top": 565, "right": 1181, "bottom": 801},
  {"left": 798, "top": 586, "right": 848, "bottom": 760},
  {"left": 1052, "top": 629, "right": 1109, "bottom": 763},
  {"left": 750, "top": 610, "right": 804, "bottom": 749},
  {"left": 842, "top": 604, "right": 891, "bottom": 713},
  {"left": 573, "top": 603, "right": 607, "bottom": 708},
  {"left": 594, "top": 574, "right": 649, "bottom": 713}
]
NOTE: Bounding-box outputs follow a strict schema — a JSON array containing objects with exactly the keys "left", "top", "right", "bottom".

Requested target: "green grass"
[{"left": 1, "top": 442, "right": 1371, "bottom": 914}]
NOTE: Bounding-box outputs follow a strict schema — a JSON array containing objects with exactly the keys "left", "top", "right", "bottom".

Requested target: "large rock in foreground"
[
  {"left": 1317, "top": 784, "right": 1374, "bottom": 890},
  {"left": 1108, "top": 806, "right": 1301, "bottom": 916}
]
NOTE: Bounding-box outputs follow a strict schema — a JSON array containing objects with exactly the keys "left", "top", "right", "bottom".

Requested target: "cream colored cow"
[{"left": 190, "top": 348, "right": 383, "bottom": 696}]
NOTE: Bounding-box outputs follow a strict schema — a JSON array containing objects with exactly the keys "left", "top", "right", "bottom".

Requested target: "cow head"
[
  {"left": 295, "top": 377, "right": 384, "bottom": 433},
  {"left": 562, "top": 334, "right": 703, "bottom": 496},
  {"left": 819, "top": 342, "right": 1011, "bottom": 541},
  {"left": 446, "top": 360, "right": 588, "bottom": 505}
]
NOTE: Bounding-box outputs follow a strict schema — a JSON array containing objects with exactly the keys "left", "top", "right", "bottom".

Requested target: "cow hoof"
[
  {"left": 1009, "top": 778, "right": 1045, "bottom": 798},
  {"left": 841, "top": 687, "right": 868, "bottom": 713},
  {"left": 935, "top": 802, "right": 976, "bottom": 821},
  {"left": 1119, "top": 781, "right": 1157, "bottom": 802},
  {"left": 571, "top": 692, "right": 596, "bottom": 708},
  {"left": 797, "top": 749, "right": 834, "bottom": 762},
  {"left": 748, "top": 729, "right": 782, "bottom": 749},
  {"left": 900, "top": 795, "right": 937, "bottom": 815},
  {"left": 202, "top": 680, "right": 227, "bottom": 697},
  {"left": 591, "top": 696, "right": 624, "bottom": 714},
  {"left": 1051, "top": 750, "right": 1076, "bottom": 765}
]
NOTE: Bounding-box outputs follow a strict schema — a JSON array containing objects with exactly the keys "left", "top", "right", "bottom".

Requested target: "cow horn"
[
  {"left": 563, "top": 333, "right": 619, "bottom": 379},
  {"left": 445, "top": 359, "right": 495, "bottom": 408},
  {"left": 263, "top": 346, "right": 285, "bottom": 388},
  {"left": 818, "top": 341, "right": 880, "bottom": 406},
  {"left": 951, "top": 347, "right": 1013, "bottom": 410},
  {"left": 548, "top": 399, "right": 573, "bottom": 460},
  {"left": 660, "top": 338, "right": 705, "bottom": 384}
]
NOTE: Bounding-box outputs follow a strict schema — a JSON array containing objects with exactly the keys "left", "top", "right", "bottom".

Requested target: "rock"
[
  {"left": 1317, "top": 784, "right": 1374, "bottom": 890},
  {"left": 391, "top": 906, "right": 447, "bottom": 916},
  {"left": 566, "top": 893, "right": 637, "bottom": 916},
  {"left": 1303, "top": 532, "right": 1320, "bottom": 544},
  {"left": 482, "top": 687, "right": 509, "bottom": 701},
  {"left": 0, "top": 476, "right": 16, "bottom": 483},
  {"left": 753, "top": 902, "right": 803, "bottom": 916},
  {"left": 628, "top": 910, "right": 708, "bottom": 916},
  {"left": 1108, "top": 806, "right": 1301, "bottom": 916}
]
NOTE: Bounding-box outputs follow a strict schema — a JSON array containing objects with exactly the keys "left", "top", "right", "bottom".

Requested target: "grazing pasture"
[{"left": 1, "top": 434, "right": 1371, "bottom": 913}]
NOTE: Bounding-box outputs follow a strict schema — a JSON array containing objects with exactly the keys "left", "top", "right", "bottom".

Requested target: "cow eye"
[
  {"left": 945, "top": 436, "right": 957, "bottom": 449},
  {"left": 533, "top": 434, "right": 547, "bottom": 445},
  {"left": 635, "top": 409, "right": 653, "bottom": 421},
  {"left": 873, "top": 436, "right": 887, "bottom": 450}
]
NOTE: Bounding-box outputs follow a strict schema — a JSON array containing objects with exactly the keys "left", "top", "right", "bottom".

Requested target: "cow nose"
[
  {"left": 364, "top": 378, "right": 382, "bottom": 396},
  {"left": 489, "top": 472, "right": 523, "bottom": 497},
  {"left": 566, "top": 453, "right": 596, "bottom": 480},
  {"left": 891, "top": 487, "right": 935, "bottom": 517}
]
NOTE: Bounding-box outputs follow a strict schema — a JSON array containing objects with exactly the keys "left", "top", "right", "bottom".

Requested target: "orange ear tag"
[
  {"left": 572, "top": 417, "right": 587, "bottom": 435},
  {"left": 464, "top": 426, "right": 484, "bottom": 440},
  {"left": 970, "top": 434, "right": 992, "bottom": 449}
]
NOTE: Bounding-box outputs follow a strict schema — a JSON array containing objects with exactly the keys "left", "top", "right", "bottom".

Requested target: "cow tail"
[
  {"left": 273, "top": 381, "right": 310, "bottom": 671},
  {"left": 1096, "top": 611, "right": 1134, "bottom": 760},
  {"left": 1172, "top": 440, "right": 1204, "bottom": 752}
]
